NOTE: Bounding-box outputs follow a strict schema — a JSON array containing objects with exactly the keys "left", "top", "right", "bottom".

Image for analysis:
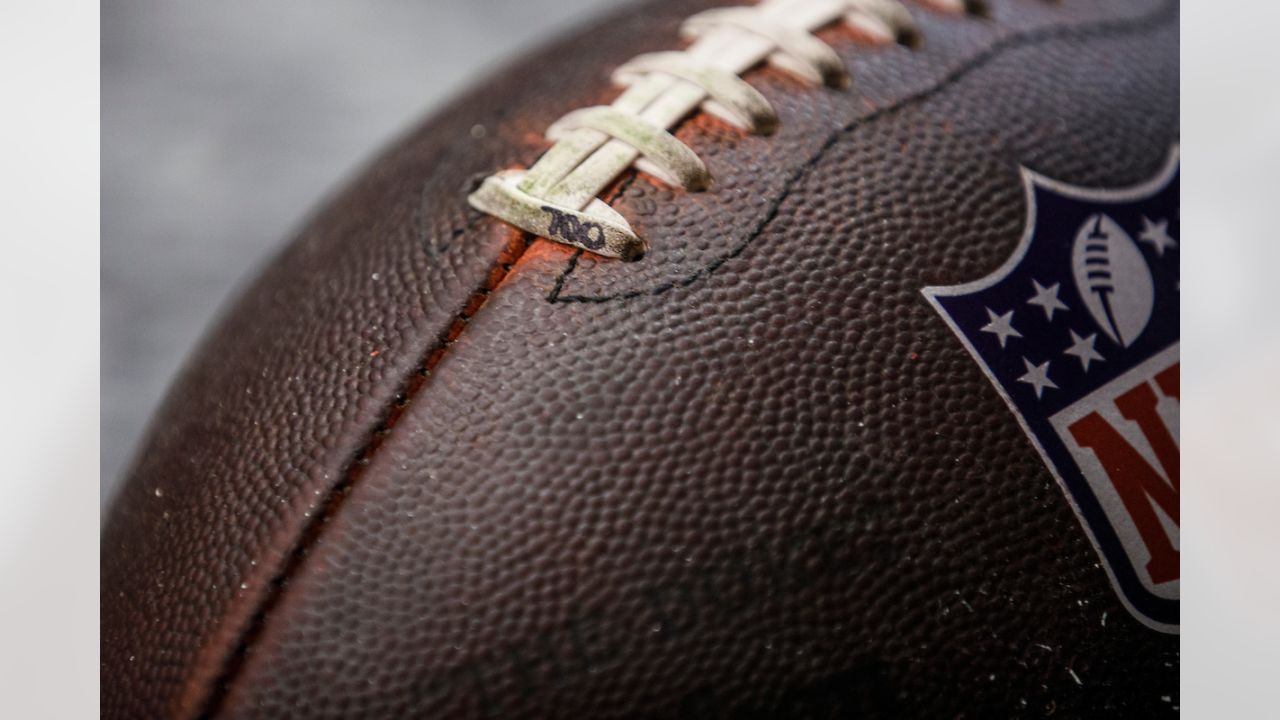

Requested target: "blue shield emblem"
[{"left": 923, "top": 150, "right": 1179, "bottom": 632}]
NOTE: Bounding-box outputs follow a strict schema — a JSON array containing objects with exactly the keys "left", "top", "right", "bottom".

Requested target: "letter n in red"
[{"left": 1068, "top": 364, "right": 1180, "bottom": 585}]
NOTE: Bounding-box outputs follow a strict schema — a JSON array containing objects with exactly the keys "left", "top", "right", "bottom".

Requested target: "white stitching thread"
[{"left": 468, "top": 0, "right": 970, "bottom": 261}]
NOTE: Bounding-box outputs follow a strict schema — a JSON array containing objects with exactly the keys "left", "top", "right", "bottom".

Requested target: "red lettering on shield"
[{"left": 1068, "top": 361, "right": 1180, "bottom": 585}]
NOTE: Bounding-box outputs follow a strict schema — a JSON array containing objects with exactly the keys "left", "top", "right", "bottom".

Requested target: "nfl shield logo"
[{"left": 923, "top": 150, "right": 1179, "bottom": 633}]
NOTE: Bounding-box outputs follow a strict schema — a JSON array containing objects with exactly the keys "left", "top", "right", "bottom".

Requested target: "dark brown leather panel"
[
  {"left": 100, "top": 3, "right": 711, "bottom": 716},
  {"left": 206, "top": 1, "right": 1179, "bottom": 717}
]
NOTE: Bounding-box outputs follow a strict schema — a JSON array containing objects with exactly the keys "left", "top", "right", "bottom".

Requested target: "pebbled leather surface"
[{"left": 102, "top": 0, "right": 1179, "bottom": 717}]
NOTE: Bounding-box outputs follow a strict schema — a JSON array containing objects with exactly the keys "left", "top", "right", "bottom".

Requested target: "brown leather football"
[{"left": 102, "top": 0, "right": 1180, "bottom": 717}]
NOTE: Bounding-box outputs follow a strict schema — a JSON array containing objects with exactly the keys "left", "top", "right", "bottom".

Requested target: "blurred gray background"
[{"left": 102, "top": 0, "right": 628, "bottom": 506}]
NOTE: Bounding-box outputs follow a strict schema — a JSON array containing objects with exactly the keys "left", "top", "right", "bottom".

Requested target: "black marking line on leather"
[
  {"left": 547, "top": 0, "right": 1178, "bottom": 305},
  {"left": 546, "top": 170, "right": 640, "bottom": 301}
]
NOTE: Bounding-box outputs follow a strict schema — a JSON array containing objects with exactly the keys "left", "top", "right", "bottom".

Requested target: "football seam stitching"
[
  {"left": 194, "top": 168, "right": 644, "bottom": 720},
  {"left": 194, "top": 228, "right": 533, "bottom": 718},
  {"left": 546, "top": 0, "right": 1178, "bottom": 304}
]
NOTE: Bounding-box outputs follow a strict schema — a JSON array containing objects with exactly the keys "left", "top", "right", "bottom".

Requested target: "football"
[{"left": 102, "top": 0, "right": 1180, "bottom": 717}]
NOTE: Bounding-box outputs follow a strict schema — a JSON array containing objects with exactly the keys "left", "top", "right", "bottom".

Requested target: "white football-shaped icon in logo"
[{"left": 1071, "top": 213, "right": 1154, "bottom": 347}]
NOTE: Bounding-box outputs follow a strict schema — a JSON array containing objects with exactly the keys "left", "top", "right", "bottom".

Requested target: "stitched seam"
[
  {"left": 197, "top": 158, "right": 631, "bottom": 719},
  {"left": 548, "top": 0, "right": 1178, "bottom": 304},
  {"left": 196, "top": 226, "right": 532, "bottom": 718}
]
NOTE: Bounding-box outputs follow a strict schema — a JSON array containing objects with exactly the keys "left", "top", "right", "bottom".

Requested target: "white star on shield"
[
  {"left": 1027, "top": 279, "right": 1068, "bottom": 321},
  {"left": 1063, "top": 330, "right": 1105, "bottom": 372},
  {"left": 1016, "top": 357, "right": 1058, "bottom": 399},
  {"left": 1138, "top": 215, "right": 1177, "bottom": 257},
  {"left": 980, "top": 307, "right": 1022, "bottom": 348}
]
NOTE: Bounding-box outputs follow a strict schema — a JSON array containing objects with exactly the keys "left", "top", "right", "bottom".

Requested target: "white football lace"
[{"left": 468, "top": 0, "right": 971, "bottom": 261}]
